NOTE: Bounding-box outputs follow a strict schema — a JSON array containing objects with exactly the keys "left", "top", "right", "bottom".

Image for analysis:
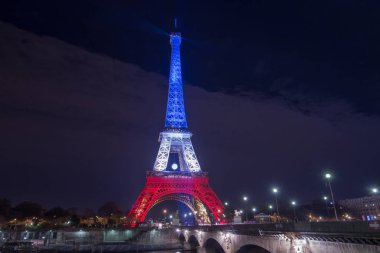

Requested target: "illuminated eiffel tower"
[{"left": 125, "top": 27, "right": 225, "bottom": 227}]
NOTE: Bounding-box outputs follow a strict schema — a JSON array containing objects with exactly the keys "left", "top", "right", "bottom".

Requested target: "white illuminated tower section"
[{"left": 153, "top": 32, "right": 201, "bottom": 172}]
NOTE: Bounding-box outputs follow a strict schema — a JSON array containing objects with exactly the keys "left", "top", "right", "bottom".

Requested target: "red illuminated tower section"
[{"left": 125, "top": 31, "right": 225, "bottom": 227}]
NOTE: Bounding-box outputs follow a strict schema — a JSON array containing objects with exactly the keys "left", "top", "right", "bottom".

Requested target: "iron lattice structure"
[
  {"left": 126, "top": 172, "right": 224, "bottom": 227},
  {"left": 125, "top": 32, "right": 224, "bottom": 227},
  {"left": 165, "top": 33, "right": 187, "bottom": 129}
]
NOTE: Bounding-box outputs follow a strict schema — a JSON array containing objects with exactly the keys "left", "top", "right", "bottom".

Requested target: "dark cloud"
[
  {"left": 1, "top": 0, "right": 380, "bottom": 115},
  {"left": 0, "top": 22, "right": 379, "bottom": 212}
]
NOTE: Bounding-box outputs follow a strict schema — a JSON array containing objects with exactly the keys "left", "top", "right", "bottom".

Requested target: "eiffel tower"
[{"left": 125, "top": 29, "right": 225, "bottom": 227}]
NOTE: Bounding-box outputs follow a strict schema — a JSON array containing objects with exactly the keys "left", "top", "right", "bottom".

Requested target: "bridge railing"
[{"left": 188, "top": 221, "right": 380, "bottom": 236}]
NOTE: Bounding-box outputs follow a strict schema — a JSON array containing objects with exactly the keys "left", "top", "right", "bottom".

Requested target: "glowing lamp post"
[
  {"left": 291, "top": 201, "right": 297, "bottom": 222},
  {"left": 325, "top": 173, "right": 338, "bottom": 221},
  {"left": 272, "top": 188, "right": 280, "bottom": 221},
  {"left": 243, "top": 196, "right": 248, "bottom": 222},
  {"left": 323, "top": 196, "right": 330, "bottom": 217},
  {"left": 371, "top": 188, "right": 378, "bottom": 195},
  {"left": 268, "top": 204, "right": 273, "bottom": 220},
  {"left": 224, "top": 202, "right": 229, "bottom": 206}
]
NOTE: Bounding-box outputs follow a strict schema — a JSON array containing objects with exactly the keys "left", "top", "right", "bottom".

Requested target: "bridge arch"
[
  {"left": 178, "top": 233, "right": 186, "bottom": 243},
  {"left": 125, "top": 176, "right": 225, "bottom": 227},
  {"left": 204, "top": 237, "right": 225, "bottom": 253},
  {"left": 237, "top": 244, "right": 272, "bottom": 253},
  {"left": 188, "top": 235, "right": 200, "bottom": 249},
  {"left": 146, "top": 194, "right": 198, "bottom": 216},
  {"left": 145, "top": 188, "right": 220, "bottom": 223}
]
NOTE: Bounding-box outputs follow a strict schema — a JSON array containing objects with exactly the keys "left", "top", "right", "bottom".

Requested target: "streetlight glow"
[
  {"left": 252, "top": 207, "right": 256, "bottom": 212},
  {"left": 324, "top": 171, "right": 338, "bottom": 221},
  {"left": 291, "top": 201, "right": 297, "bottom": 221},
  {"left": 272, "top": 187, "right": 280, "bottom": 219},
  {"left": 224, "top": 202, "right": 229, "bottom": 206},
  {"left": 372, "top": 188, "right": 378, "bottom": 194},
  {"left": 242, "top": 196, "right": 248, "bottom": 221},
  {"left": 269, "top": 205, "right": 273, "bottom": 209}
]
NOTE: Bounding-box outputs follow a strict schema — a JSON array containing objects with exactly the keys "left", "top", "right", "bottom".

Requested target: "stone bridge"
[{"left": 178, "top": 221, "right": 380, "bottom": 253}]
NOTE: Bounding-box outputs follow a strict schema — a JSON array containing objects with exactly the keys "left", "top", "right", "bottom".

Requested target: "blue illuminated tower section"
[
  {"left": 153, "top": 32, "right": 201, "bottom": 172},
  {"left": 165, "top": 32, "right": 188, "bottom": 129}
]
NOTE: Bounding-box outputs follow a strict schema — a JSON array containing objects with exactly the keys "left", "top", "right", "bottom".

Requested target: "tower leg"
[
  {"left": 153, "top": 136, "right": 171, "bottom": 171},
  {"left": 182, "top": 137, "right": 201, "bottom": 172}
]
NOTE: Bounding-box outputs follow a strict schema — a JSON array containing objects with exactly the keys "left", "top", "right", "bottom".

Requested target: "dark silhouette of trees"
[
  {"left": 82, "top": 208, "right": 95, "bottom": 218},
  {"left": 0, "top": 198, "right": 12, "bottom": 218},
  {"left": 45, "top": 206, "right": 70, "bottom": 218},
  {"left": 98, "top": 201, "right": 122, "bottom": 216},
  {"left": 13, "top": 201, "right": 43, "bottom": 218},
  {"left": 69, "top": 215, "right": 80, "bottom": 227}
]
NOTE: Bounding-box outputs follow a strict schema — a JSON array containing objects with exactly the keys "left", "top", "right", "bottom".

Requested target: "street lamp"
[
  {"left": 252, "top": 207, "right": 256, "bottom": 213},
  {"left": 371, "top": 187, "right": 378, "bottom": 194},
  {"left": 268, "top": 204, "right": 273, "bottom": 222},
  {"left": 272, "top": 187, "right": 280, "bottom": 218},
  {"left": 243, "top": 196, "right": 248, "bottom": 222},
  {"left": 324, "top": 172, "right": 338, "bottom": 221},
  {"left": 323, "top": 196, "right": 330, "bottom": 217},
  {"left": 224, "top": 202, "right": 229, "bottom": 206},
  {"left": 291, "top": 201, "right": 297, "bottom": 222}
]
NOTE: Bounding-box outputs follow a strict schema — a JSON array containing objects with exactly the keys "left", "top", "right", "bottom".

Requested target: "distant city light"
[
  {"left": 325, "top": 173, "right": 332, "bottom": 179},
  {"left": 169, "top": 215, "right": 173, "bottom": 219},
  {"left": 269, "top": 205, "right": 273, "bottom": 209},
  {"left": 171, "top": 163, "right": 178, "bottom": 170},
  {"left": 291, "top": 201, "right": 296, "bottom": 206},
  {"left": 372, "top": 188, "right": 378, "bottom": 194},
  {"left": 252, "top": 207, "right": 256, "bottom": 212},
  {"left": 323, "top": 196, "right": 328, "bottom": 200},
  {"left": 224, "top": 202, "right": 228, "bottom": 206},
  {"left": 243, "top": 196, "right": 248, "bottom": 201},
  {"left": 272, "top": 188, "right": 278, "bottom": 194}
]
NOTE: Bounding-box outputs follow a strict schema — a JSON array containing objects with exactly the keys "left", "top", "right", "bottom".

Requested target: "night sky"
[{"left": 0, "top": 0, "right": 380, "bottom": 212}]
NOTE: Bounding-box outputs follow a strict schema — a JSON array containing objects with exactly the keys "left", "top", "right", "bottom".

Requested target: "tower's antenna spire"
[{"left": 174, "top": 18, "right": 178, "bottom": 30}]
